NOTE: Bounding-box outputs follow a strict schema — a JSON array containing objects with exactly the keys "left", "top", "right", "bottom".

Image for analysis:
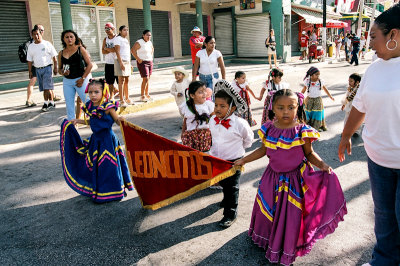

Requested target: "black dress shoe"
[{"left": 218, "top": 216, "right": 236, "bottom": 228}]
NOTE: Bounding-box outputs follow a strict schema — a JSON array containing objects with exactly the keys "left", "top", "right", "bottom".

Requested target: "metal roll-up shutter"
[
  {"left": 0, "top": 0, "right": 30, "bottom": 73},
  {"left": 291, "top": 13, "right": 300, "bottom": 55},
  {"left": 236, "top": 15, "right": 270, "bottom": 57},
  {"left": 179, "top": 13, "right": 209, "bottom": 56},
  {"left": 49, "top": 4, "right": 102, "bottom": 61},
  {"left": 127, "top": 9, "right": 171, "bottom": 58},
  {"left": 214, "top": 13, "right": 233, "bottom": 55}
]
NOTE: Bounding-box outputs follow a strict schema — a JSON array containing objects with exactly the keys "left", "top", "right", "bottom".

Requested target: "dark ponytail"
[
  {"left": 202, "top": 36, "right": 214, "bottom": 49},
  {"left": 186, "top": 81, "right": 209, "bottom": 125},
  {"left": 374, "top": 3, "right": 400, "bottom": 35}
]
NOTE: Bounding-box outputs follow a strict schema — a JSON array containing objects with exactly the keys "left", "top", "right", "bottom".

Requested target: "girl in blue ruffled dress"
[{"left": 60, "top": 79, "right": 133, "bottom": 203}]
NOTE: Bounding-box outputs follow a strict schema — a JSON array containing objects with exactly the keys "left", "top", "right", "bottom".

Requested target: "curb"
[{"left": 117, "top": 96, "right": 174, "bottom": 115}]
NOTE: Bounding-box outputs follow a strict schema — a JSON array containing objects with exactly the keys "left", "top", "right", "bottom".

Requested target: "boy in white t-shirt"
[
  {"left": 209, "top": 80, "right": 254, "bottom": 228},
  {"left": 27, "top": 28, "right": 58, "bottom": 112},
  {"left": 170, "top": 66, "right": 190, "bottom": 117}
]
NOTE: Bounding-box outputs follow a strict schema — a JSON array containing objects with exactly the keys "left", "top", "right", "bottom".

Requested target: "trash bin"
[{"left": 328, "top": 44, "right": 333, "bottom": 57}]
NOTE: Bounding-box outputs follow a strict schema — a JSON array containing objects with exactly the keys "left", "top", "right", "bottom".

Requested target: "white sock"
[
  {"left": 44, "top": 101, "right": 48, "bottom": 105},
  {"left": 50, "top": 101, "right": 54, "bottom": 105}
]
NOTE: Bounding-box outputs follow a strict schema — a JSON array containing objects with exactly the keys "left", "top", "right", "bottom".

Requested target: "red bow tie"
[{"left": 214, "top": 117, "right": 231, "bottom": 129}]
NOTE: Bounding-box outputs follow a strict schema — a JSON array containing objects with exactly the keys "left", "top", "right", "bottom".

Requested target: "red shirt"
[
  {"left": 300, "top": 35, "right": 309, "bottom": 47},
  {"left": 190, "top": 35, "right": 205, "bottom": 64}
]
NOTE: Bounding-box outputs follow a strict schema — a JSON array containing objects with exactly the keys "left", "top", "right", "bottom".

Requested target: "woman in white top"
[
  {"left": 131, "top": 30, "right": 154, "bottom": 102},
  {"left": 114, "top": 25, "right": 131, "bottom": 107},
  {"left": 192, "top": 36, "right": 226, "bottom": 98},
  {"left": 338, "top": 4, "right": 400, "bottom": 266}
]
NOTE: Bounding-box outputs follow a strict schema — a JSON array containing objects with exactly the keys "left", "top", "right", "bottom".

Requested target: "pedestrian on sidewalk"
[
  {"left": 189, "top": 26, "right": 205, "bottom": 66},
  {"left": 265, "top": 29, "right": 278, "bottom": 69},
  {"left": 299, "top": 31, "right": 309, "bottom": 60},
  {"left": 170, "top": 66, "right": 190, "bottom": 117},
  {"left": 131, "top": 29, "right": 154, "bottom": 102},
  {"left": 192, "top": 36, "right": 226, "bottom": 98},
  {"left": 25, "top": 24, "right": 61, "bottom": 108},
  {"left": 301, "top": 66, "right": 335, "bottom": 132},
  {"left": 235, "top": 89, "right": 346, "bottom": 266},
  {"left": 341, "top": 73, "right": 362, "bottom": 136},
  {"left": 27, "top": 27, "right": 58, "bottom": 112},
  {"left": 349, "top": 33, "right": 360, "bottom": 66},
  {"left": 180, "top": 81, "right": 214, "bottom": 152},
  {"left": 58, "top": 30, "right": 92, "bottom": 120},
  {"left": 102, "top": 22, "right": 119, "bottom": 99},
  {"left": 231, "top": 71, "right": 257, "bottom": 127},
  {"left": 114, "top": 25, "right": 131, "bottom": 107},
  {"left": 339, "top": 5, "right": 400, "bottom": 265},
  {"left": 335, "top": 34, "right": 342, "bottom": 59},
  {"left": 60, "top": 79, "right": 133, "bottom": 203},
  {"left": 209, "top": 80, "right": 253, "bottom": 228},
  {"left": 257, "top": 68, "right": 288, "bottom": 125}
]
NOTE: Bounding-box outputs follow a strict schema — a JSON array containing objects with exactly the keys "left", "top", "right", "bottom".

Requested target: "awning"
[
  {"left": 341, "top": 14, "right": 370, "bottom": 21},
  {"left": 292, "top": 7, "right": 323, "bottom": 24},
  {"left": 292, "top": 7, "right": 348, "bottom": 28}
]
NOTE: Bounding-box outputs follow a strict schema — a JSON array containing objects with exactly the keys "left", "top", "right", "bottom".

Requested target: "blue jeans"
[
  {"left": 368, "top": 157, "right": 400, "bottom": 266},
  {"left": 199, "top": 72, "right": 219, "bottom": 91},
  {"left": 63, "top": 77, "right": 89, "bottom": 120},
  {"left": 350, "top": 48, "right": 359, "bottom": 65}
]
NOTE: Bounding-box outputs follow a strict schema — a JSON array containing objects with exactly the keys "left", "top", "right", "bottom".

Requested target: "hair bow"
[{"left": 296, "top": 92, "right": 305, "bottom": 107}]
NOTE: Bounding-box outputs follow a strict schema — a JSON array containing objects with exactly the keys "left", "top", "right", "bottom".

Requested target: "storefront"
[
  {"left": 49, "top": 0, "right": 115, "bottom": 62},
  {"left": 213, "top": 9, "right": 234, "bottom": 55},
  {"left": 0, "top": 0, "right": 31, "bottom": 73}
]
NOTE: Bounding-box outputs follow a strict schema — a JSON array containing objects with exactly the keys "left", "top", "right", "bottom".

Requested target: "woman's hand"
[
  {"left": 70, "top": 119, "right": 78, "bottom": 125},
  {"left": 76, "top": 77, "right": 84, "bottom": 87},
  {"left": 137, "top": 58, "right": 143, "bottom": 64},
  {"left": 62, "top": 69, "right": 70, "bottom": 77},
  {"left": 120, "top": 63, "right": 125, "bottom": 72},
  {"left": 338, "top": 137, "right": 352, "bottom": 162}
]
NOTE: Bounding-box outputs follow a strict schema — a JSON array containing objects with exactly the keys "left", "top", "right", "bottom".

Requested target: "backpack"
[{"left": 18, "top": 38, "right": 33, "bottom": 63}]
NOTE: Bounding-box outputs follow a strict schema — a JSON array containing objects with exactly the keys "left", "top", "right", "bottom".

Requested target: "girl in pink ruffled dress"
[{"left": 235, "top": 89, "right": 347, "bottom": 266}]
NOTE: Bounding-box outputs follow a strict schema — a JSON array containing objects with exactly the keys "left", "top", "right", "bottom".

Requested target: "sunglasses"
[{"left": 105, "top": 27, "right": 112, "bottom": 31}]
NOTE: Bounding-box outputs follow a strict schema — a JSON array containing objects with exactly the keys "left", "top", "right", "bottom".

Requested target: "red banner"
[{"left": 120, "top": 121, "right": 240, "bottom": 210}]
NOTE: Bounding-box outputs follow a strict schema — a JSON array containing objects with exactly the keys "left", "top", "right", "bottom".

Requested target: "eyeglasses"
[{"left": 105, "top": 28, "right": 112, "bottom": 31}]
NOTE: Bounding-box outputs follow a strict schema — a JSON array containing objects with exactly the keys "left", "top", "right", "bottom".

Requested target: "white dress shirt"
[{"left": 209, "top": 114, "right": 254, "bottom": 160}]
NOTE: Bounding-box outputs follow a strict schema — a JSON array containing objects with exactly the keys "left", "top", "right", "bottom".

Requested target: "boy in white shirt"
[
  {"left": 209, "top": 80, "right": 254, "bottom": 228},
  {"left": 170, "top": 66, "right": 190, "bottom": 117}
]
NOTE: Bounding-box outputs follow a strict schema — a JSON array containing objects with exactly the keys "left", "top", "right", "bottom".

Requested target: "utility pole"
[
  {"left": 365, "top": 0, "right": 377, "bottom": 50},
  {"left": 357, "top": 0, "right": 365, "bottom": 36},
  {"left": 322, "top": 0, "right": 327, "bottom": 61}
]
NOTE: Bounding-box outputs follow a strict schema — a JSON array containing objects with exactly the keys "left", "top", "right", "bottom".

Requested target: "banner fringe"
[{"left": 143, "top": 165, "right": 243, "bottom": 210}]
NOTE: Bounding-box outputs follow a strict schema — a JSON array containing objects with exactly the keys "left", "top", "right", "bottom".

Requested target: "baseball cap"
[{"left": 105, "top": 22, "right": 115, "bottom": 29}]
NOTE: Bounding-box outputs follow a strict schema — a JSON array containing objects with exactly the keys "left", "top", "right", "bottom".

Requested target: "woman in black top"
[{"left": 58, "top": 30, "right": 92, "bottom": 120}]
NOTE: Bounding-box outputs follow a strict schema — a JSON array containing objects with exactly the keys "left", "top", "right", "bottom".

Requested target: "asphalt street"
[{"left": 0, "top": 57, "right": 374, "bottom": 265}]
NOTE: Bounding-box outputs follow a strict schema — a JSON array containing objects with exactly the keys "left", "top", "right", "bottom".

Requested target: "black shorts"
[{"left": 105, "top": 63, "right": 118, "bottom": 85}]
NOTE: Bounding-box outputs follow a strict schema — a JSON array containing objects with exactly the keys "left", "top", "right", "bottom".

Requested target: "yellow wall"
[{"left": 27, "top": 0, "right": 53, "bottom": 42}]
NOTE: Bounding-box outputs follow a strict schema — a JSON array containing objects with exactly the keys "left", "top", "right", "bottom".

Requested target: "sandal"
[
  {"left": 125, "top": 98, "right": 132, "bottom": 104},
  {"left": 25, "top": 101, "right": 37, "bottom": 107},
  {"left": 140, "top": 96, "right": 148, "bottom": 102}
]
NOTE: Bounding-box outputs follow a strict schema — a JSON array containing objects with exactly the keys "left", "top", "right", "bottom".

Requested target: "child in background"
[
  {"left": 180, "top": 81, "right": 214, "bottom": 152},
  {"left": 257, "top": 68, "right": 288, "bottom": 124},
  {"left": 301, "top": 66, "right": 335, "bottom": 131},
  {"left": 341, "top": 73, "right": 362, "bottom": 136},
  {"left": 205, "top": 87, "right": 213, "bottom": 101},
  {"left": 231, "top": 71, "right": 257, "bottom": 126},
  {"left": 235, "top": 89, "right": 347, "bottom": 265},
  {"left": 170, "top": 66, "right": 190, "bottom": 117},
  {"left": 210, "top": 80, "right": 254, "bottom": 228},
  {"left": 60, "top": 79, "right": 133, "bottom": 203}
]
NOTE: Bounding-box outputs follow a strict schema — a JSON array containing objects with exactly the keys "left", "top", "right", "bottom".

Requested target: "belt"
[{"left": 36, "top": 64, "right": 52, "bottom": 69}]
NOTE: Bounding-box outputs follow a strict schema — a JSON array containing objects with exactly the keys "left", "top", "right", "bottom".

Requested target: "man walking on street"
[
  {"left": 349, "top": 33, "right": 360, "bottom": 66},
  {"left": 102, "top": 22, "right": 119, "bottom": 99},
  {"left": 27, "top": 28, "right": 58, "bottom": 112},
  {"left": 25, "top": 24, "right": 60, "bottom": 107},
  {"left": 299, "top": 31, "right": 309, "bottom": 60}
]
